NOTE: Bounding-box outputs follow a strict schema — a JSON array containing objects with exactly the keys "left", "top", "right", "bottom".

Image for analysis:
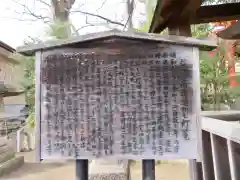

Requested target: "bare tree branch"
[
  {"left": 70, "top": 22, "right": 80, "bottom": 36},
  {"left": 1, "top": 16, "right": 44, "bottom": 22},
  {"left": 96, "top": 0, "right": 108, "bottom": 11},
  {"left": 15, "top": 10, "right": 51, "bottom": 23},
  {"left": 11, "top": 0, "right": 51, "bottom": 23},
  {"left": 71, "top": 10, "right": 125, "bottom": 27},
  {"left": 13, "top": 11, "right": 51, "bottom": 23},
  {"left": 78, "top": 15, "right": 117, "bottom": 31},
  {"left": 85, "top": 20, "right": 114, "bottom": 29},
  {"left": 125, "top": 0, "right": 135, "bottom": 30},
  {"left": 76, "top": 24, "right": 96, "bottom": 31},
  {"left": 35, "top": 0, "right": 51, "bottom": 7}
]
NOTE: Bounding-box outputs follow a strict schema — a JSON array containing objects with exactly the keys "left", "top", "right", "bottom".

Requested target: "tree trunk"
[
  {"left": 51, "top": 0, "right": 76, "bottom": 37},
  {"left": 51, "top": 0, "right": 75, "bottom": 21}
]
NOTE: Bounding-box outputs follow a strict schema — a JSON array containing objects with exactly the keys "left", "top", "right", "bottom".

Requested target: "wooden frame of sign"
[{"left": 17, "top": 30, "right": 216, "bottom": 161}]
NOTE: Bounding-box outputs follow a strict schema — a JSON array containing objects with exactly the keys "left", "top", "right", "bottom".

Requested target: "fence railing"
[{"left": 195, "top": 111, "right": 240, "bottom": 180}]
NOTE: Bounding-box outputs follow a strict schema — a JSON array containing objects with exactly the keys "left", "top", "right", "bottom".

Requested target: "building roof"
[
  {"left": 17, "top": 30, "right": 216, "bottom": 56},
  {"left": 217, "top": 21, "right": 240, "bottom": 39},
  {"left": 0, "top": 41, "right": 15, "bottom": 53},
  {"left": 0, "top": 42, "right": 23, "bottom": 95},
  {"left": 149, "top": 0, "right": 240, "bottom": 33},
  {"left": 0, "top": 41, "right": 19, "bottom": 64}
]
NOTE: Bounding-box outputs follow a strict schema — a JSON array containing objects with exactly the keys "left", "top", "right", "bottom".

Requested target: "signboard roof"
[{"left": 17, "top": 30, "right": 216, "bottom": 56}]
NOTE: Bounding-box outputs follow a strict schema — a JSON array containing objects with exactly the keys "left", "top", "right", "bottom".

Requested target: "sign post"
[
  {"left": 143, "top": 160, "right": 155, "bottom": 180},
  {"left": 76, "top": 160, "right": 88, "bottom": 180}
]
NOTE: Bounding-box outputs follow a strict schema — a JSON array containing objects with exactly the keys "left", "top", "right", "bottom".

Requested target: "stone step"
[
  {"left": 0, "top": 156, "right": 24, "bottom": 177},
  {"left": 0, "top": 148, "right": 15, "bottom": 164}
]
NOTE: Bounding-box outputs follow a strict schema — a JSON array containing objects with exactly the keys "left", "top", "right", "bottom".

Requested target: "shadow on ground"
[
  {"left": 1, "top": 161, "right": 74, "bottom": 179},
  {"left": 1, "top": 152, "right": 190, "bottom": 180}
]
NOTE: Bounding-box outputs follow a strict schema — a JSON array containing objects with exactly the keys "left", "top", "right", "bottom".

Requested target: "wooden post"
[
  {"left": 142, "top": 160, "right": 155, "bottom": 180},
  {"left": 35, "top": 51, "right": 42, "bottom": 162},
  {"left": 168, "top": 24, "right": 192, "bottom": 37},
  {"left": 76, "top": 160, "right": 88, "bottom": 180}
]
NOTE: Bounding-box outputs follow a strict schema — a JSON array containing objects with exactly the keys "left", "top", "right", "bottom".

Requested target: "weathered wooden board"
[{"left": 38, "top": 43, "right": 200, "bottom": 160}]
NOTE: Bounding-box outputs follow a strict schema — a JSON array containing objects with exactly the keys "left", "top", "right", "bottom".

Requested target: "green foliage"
[
  {"left": 200, "top": 49, "right": 225, "bottom": 107},
  {"left": 191, "top": 23, "right": 240, "bottom": 110},
  {"left": 23, "top": 56, "right": 35, "bottom": 128},
  {"left": 46, "top": 20, "right": 72, "bottom": 39},
  {"left": 22, "top": 21, "right": 71, "bottom": 128},
  {"left": 200, "top": 44, "right": 240, "bottom": 110},
  {"left": 12, "top": 53, "right": 36, "bottom": 128},
  {"left": 191, "top": 24, "right": 212, "bottom": 38}
]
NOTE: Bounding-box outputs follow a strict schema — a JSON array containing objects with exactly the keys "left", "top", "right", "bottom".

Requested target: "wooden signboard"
[
  {"left": 39, "top": 45, "right": 199, "bottom": 160},
  {"left": 16, "top": 30, "right": 216, "bottom": 161}
]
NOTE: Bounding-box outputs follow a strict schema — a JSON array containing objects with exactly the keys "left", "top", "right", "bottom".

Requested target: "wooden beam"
[
  {"left": 217, "top": 21, "right": 240, "bottom": 39},
  {"left": 192, "top": 3, "right": 240, "bottom": 24},
  {"left": 150, "top": 0, "right": 189, "bottom": 33},
  {"left": 149, "top": 0, "right": 201, "bottom": 33},
  {"left": 150, "top": 1, "right": 240, "bottom": 33},
  {"left": 149, "top": 0, "right": 164, "bottom": 33},
  {"left": 168, "top": 23, "right": 192, "bottom": 36}
]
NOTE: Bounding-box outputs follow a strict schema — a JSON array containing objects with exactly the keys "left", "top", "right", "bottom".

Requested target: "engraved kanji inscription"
[{"left": 40, "top": 45, "right": 198, "bottom": 159}]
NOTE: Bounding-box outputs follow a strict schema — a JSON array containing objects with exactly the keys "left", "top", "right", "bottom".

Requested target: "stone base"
[
  {"left": 89, "top": 160, "right": 127, "bottom": 180},
  {"left": 90, "top": 173, "right": 126, "bottom": 180}
]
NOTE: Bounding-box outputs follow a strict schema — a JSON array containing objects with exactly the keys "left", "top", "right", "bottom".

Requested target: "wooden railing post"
[
  {"left": 201, "top": 131, "right": 214, "bottom": 180},
  {"left": 227, "top": 139, "right": 239, "bottom": 180},
  {"left": 210, "top": 133, "right": 231, "bottom": 180}
]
